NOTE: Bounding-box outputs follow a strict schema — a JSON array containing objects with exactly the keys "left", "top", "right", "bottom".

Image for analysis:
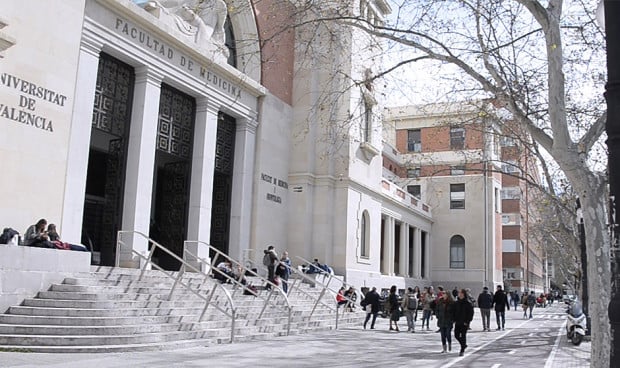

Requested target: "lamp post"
[
  {"left": 576, "top": 198, "right": 591, "bottom": 335},
  {"left": 599, "top": 0, "right": 620, "bottom": 363}
]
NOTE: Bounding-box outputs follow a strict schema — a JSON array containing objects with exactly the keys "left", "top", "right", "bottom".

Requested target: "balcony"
[{"left": 381, "top": 179, "right": 431, "bottom": 215}]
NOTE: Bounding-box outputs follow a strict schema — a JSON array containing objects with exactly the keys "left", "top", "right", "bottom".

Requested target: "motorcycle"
[{"left": 566, "top": 301, "right": 587, "bottom": 346}]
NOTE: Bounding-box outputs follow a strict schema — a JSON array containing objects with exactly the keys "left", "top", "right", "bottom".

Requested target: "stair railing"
[
  {"left": 115, "top": 230, "right": 237, "bottom": 343},
  {"left": 183, "top": 240, "right": 292, "bottom": 336}
]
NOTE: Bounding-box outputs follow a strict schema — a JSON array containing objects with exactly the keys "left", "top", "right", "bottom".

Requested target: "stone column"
[
  {"left": 381, "top": 216, "right": 389, "bottom": 274},
  {"left": 119, "top": 67, "right": 162, "bottom": 268},
  {"left": 413, "top": 227, "right": 422, "bottom": 278},
  {"left": 228, "top": 116, "right": 258, "bottom": 261},
  {"left": 399, "top": 222, "right": 409, "bottom": 277},
  {"left": 186, "top": 99, "right": 220, "bottom": 271},
  {"left": 60, "top": 39, "right": 102, "bottom": 243},
  {"left": 386, "top": 217, "right": 395, "bottom": 276},
  {"left": 424, "top": 231, "right": 431, "bottom": 279}
]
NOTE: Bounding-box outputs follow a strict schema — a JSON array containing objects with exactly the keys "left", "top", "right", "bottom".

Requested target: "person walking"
[
  {"left": 477, "top": 286, "right": 493, "bottom": 331},
  {"left": 454, "top": 289, "right": 474, "bottom": 356},
  {"left": 388, "top": 285, "right": 401, "bottom": 332},
  {"left": 421, "top": 287, "right": 434, "bottom": 331},
  {"left": 277, "top": 251, "right": 291, "bottom": 293},
  {"left": 262, "top": 245, "right": 278, "bottom": 288},
  {"left": 362, "top": 287, "right": 380, "bottom": 329},
  {"left": 402, "top": 287, "right": 418, "bottom": 333},
  {"left": 521, "top": 293, "right": 529, "bottom": 318},
  {"left": 435, "top": 292, "right": 455, "bottom": 353},
  {"left": 492, "top": 285, "right": 509, "bottom": 330},
  {"left": 526, "top": 291, "right": 537, "bottom": 319}
]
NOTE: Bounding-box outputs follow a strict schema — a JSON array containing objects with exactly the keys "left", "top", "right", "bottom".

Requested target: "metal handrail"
[
  {"left": 115, "top": 230, "right": 237, "bottom": 343},
  {"left": 183, "top": 240, "right": 292, "bottom": 336}
]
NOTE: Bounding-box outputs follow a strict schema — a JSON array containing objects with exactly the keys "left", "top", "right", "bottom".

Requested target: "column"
[
  {"left": 228, "top": 116, "right": 258, "bottom": 261},
  {"left": 120, "top": 67, "right": 163, "bottom": 268},
  {"left": 399, "top": 222, "right": 409, "bottom": 276},
  {"left": 413, "top": 227, "right": 422, "bottom": 278},
  {"left": 381, "top": 217, "right": 389, "bottom": 274},
  {"left": 60, "top": 39, "right": 102, "bottom": 243},
  {"left": 386, "top": 217, "right": 395, "bottom": 276},
  {"left": 424, "top": 231, "right": 431, "bottom": 279},
  {"left": 186, "top": 99, "right": 219, "bottom": 271}
]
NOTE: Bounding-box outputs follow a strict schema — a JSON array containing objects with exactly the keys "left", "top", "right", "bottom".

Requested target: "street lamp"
[{"left": 598, "top": 0, "right": 620, "bottom": 364}]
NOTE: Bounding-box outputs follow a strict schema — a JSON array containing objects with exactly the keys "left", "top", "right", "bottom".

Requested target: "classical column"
[
  {"left": 228, "top": 116, "right": 258, "bottom": 261},
  {"left": 381, "top": 217, "right": 389, "bottom": 274},
  {"left": 413, "top": 227, "right": 422, "bottom": 278},
  {"left": 119, "top": 67, "right": 162, "bottom": 268},
  {"left": 186, "top": 99, "right": 219, "bottom": 270},
  {"left": 60, "top": 39, "right": 102, "bottom": 243},
  {"left": 386, "top": 217, "right": 396, "bottom": 276},
  {"left": 399, "top": 222, "right": 409, "bottom": 276}
]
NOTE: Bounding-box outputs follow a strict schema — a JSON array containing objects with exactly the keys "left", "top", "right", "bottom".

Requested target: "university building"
[
  {"left": 0, "top": 0, "right": 432, "bottom": 293},
  {"left": 384, "top": 102, "right": 546, "bottom": 293}
]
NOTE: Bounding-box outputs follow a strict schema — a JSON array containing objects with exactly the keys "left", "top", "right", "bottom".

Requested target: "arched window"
[
  {"left": 360, "top": 211, "right": 370, "bottom": 258},
  {"left": 450, "top": 235, "right": 465, "bottom": 269},
  {"left": 224, "top": 16, "right": 237, "bottom": 68}
]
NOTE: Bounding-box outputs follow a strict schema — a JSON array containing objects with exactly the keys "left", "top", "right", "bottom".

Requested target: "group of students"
[{"left": 0, "top": 219, "right": 88, "bottom": 252}]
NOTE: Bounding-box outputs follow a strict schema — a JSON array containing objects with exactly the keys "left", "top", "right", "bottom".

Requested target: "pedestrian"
[
  {"left": 422, "top": 287, "right": 434, "bottom": 331},
  {"left": 492, "top": 285, "right": 509, "bottom": 330},
  {"left": 454, "top": 289, "right": 474, "bottom": 356},
  {"left": 277, "top": 251, "right": 291, "bottom": 293},
  {"left": 362, "top": 287, "right": 380, "bottom": 329},
  {"left": 388, "top": 285, "right": 401, "bottom": 332},
  {"left": 512, "top": 291, "right": 520, "bottom": 311},
  {"left": 526, "top": 291, "right": 537, "bottom": 319},
  {"left": 477, "top": 286, "right": 493, "bottom": 331},
  {"left": 262, "top": 245, "right": 278, "bottom": 288},
  {"left": 402, "top": 287, "right": 418, "bottom": 333},
  {"left": 336, "top": 287, "right": 348, "bottom": 307},
  {"left": 435, "top": 285, "right": 445, "bottom": 332},
  {"left": 436, "top": 291, "right": 455, "bottom": 353},
  {"left": 452, "top": 286, "right": 459, "bottom": 298},
  {"left": 521, "top": 293, "right": 529, "bottom": 318}
]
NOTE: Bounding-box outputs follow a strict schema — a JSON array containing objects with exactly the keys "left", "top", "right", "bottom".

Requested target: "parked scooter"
[{"left": 566, "top": 301, "right": 587, "bottom": 346}]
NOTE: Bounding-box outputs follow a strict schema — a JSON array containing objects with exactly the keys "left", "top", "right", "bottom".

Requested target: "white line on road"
[
  {"left": 508, "top": 350, "right": 516, "bottom": 355},
  {"left": 491, "top": 364, "right": 502, "bottom": 368},
  {"left": 520, "top": 340, "right": 527, "bottom": 345},
  {"left": 440, "top": 319, "right": 530, "bottom": 368},
  {"left": 543, "top": 320, "right": 567, "bottom": 368}
]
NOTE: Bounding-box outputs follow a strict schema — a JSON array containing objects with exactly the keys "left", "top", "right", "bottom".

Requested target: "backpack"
[
  {"left": 263, "top": 253, "right": 271, "bottom": 266},
  {"left": 407, "top": 295, "right": 418, "bottom": 310}
]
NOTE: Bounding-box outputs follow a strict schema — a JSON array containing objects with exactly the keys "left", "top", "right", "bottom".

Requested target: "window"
[
  {"left": 362, "top": 101, "right": 372, "bottom": 142},
  {"left": 501, "top": 213, "right": 521, "bottom": 226},
  {"left": 224, "top": 16, "right": 237, "bottom": 68},
  {"left": 360, "top": 211, "right": 370, "bottom": 258},
  {"left": 504, "top": 267, "right": 524, "bottom": 280},
  {"left": 450, "top": 183, "right": 465, "bottom": 209},
  {"left": 502, "top": 239, "right": 523, "bottom": 253},
  {"left": 501, "top": 187, "right": 521, "bottom": 200},
  {"left": 450, "top": 127, "right": 465, "bottom": 150},
  {"left": 495, "top": 188, "right": 501, "bottom": 213},
  {"left": 449, "top": 235, "right": 465, "bottom": 269},
  {"left": 407, "top": 168, "right": 420, "bottom": 178},
  {"left": 501, "top": 160, "right": 521, "bottom": 174},
  {"left": 450, "top": 165, "right": 465, "bottom": 176},
  {"left": 407, "top": 185, "right": 421, "bottom": 199},
  {"left": 407, "top": 129, "right": 421, "bottom": 152},
  {"left": 500, "top": 136, "right": 516, "bottom": 147}
]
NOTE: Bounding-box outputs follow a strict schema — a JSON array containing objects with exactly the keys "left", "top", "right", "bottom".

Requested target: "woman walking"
[
  {"left": 435, "top": 291, "right": 455, "bottom": 353},
  {"left": 388, "top": 285, "right": 401, "bottom": 332},
  {"left": 454, "top": 289, "right": 474, "bottom": 356},
  {"left": 421, "top": 287, "right": 434, "bottom": 331}
]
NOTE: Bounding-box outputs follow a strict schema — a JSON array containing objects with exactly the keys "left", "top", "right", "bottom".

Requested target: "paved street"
[{"left": 0, "top": 303, "right": 589, "bottom": 368}]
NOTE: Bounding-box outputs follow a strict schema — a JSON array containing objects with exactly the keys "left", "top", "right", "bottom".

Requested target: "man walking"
[
  {"left": 526, "top": 291, "right": 537, "bottom": 319},
  {"left": 477, "top": 286, "right": 493, "bottom": 331},
  {"left": 263, "top": 245, "right": 278, "bottom": 287},
  {"left": 362, "top": 287, "right": 380, "bottom": 329},
  {"left": 402, "top": 287, "right": 418, "bottom": 333},
  {"left": 454, "top": 289, "right": 474, "bottom": 356},
  {"left": 492, "top": 285, "right": 509, "bottom": 330}
]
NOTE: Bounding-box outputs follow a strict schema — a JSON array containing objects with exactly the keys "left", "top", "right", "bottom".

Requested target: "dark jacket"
[
  {"left": 453, "top": 297, "right": 474, "bottom": 325},
  {"left": 435, "top": 299, "right": 455, "bottom": 328},
  {"left": 388, "top": 293, "right": 400, "bottom": 313},
  {"left": 363, "top": 290, "right": 381, "bottom": 313},
  {"left": 492, "top": 290, "right": 509, "bottom": 311},
  {"left": 477, "top": 290, "right": 493, "bottom": 309}
]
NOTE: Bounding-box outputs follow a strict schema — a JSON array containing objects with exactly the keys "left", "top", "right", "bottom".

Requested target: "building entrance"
[
  {"left": 209, "top": 113, "right": 236, "bottom": 256},
  {"left": 150, "top": 85, "right": 196, "bottom": 271},
  {"left": 81, "top": 53, "right": 134, "bottom": 266}
]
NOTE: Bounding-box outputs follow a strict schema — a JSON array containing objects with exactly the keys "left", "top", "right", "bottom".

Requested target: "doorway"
[
  {"left": 209, "top": 113, "right": 236, "bottom": 256},
  {"left": 149, "top": 84, "right": 196, "bottom": 271},
  {"left": 81, "top": 53, "right": 134, "bottom": 266}
]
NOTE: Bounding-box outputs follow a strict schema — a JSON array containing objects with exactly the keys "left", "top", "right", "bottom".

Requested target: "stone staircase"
[{"left": 0, "top": 266, "right": 365, "bottom": 352}]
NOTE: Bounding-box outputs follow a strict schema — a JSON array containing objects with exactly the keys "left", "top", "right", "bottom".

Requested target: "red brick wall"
[
  {"left": 502, "top": 199, "right": 520, "bottom": 213},
  {"left": 502, "top": 226, "right": 522, "bottom": 240},
  {"left": 383, "top": 156, "right": 406, "bottom": 177},
  {"left": 396, "top": 130, "right": 407, "bottom": 153},
  {"left": 253, "top": 0, "right": 294, "bottom": 105}
]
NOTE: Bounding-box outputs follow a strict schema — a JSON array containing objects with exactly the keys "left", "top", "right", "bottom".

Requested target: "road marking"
[
  {"left": 528, "top": 332, "right": 535, "bottom": 337},
  {"left": 491, "top": 364, "right": 501, "bottom": 368},
  {"left": 543, "top": 320, "right": 567, "bottom": 368},
  {"left": 520, "top": 340, "right": 527, "bottom": 345},
  {"left": 508, "top": 350, "right": 516, "bottom": 355},
  {"left": 440, "top": 319, "right": 530, "bottom": 368}
]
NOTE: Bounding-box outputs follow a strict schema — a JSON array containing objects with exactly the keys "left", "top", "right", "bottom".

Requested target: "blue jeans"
[
  {"left": 440, "top": 326, "right": 452, "bottom": 346},
  {"left": 495, "top": 310, "right": 505, "bottom": 329},
  {"left": 422, "top": 310, "right": 432, "bottom": 328}
]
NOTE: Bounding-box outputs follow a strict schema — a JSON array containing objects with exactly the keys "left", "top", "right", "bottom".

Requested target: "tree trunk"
[{"left": 569, "top": 170, "right": 611, "bottom": 367}]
